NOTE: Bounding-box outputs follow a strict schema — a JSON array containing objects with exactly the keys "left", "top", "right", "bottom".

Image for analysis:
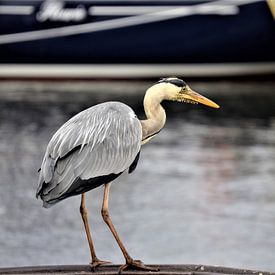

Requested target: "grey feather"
[{"left": 37, "top": 102, "right": 142, "bottom": 205}]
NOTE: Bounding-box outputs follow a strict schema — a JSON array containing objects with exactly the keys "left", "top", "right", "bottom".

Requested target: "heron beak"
[{"left": 184, "top": 86, "right": 220, "bottom": 108}]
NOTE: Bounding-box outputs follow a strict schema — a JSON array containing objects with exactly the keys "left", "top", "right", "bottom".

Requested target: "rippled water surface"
[{"left": 0, "top": 82, "right": 275, "bottom": 271}]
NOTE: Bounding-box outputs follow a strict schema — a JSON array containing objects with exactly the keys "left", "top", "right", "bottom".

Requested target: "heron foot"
[
  {"left": 90, "top": 259, "right": 112, "bottom": 271},
  {"left": 119, "top": 259, "right": 159, "bottom": 273}
]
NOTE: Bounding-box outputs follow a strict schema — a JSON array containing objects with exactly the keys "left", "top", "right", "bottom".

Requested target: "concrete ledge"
[{"left": 0, "top": 265, "right": 273, "bottom": 275}]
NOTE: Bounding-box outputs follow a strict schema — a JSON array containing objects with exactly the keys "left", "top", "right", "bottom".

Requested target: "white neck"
[{"left": 140, "top": 84, "right": 167, "bottom": 141}]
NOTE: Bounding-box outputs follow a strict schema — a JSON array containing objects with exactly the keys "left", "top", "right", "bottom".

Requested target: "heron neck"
[{"left": 140, "top": 85, "right": 167, "bottom": 141}]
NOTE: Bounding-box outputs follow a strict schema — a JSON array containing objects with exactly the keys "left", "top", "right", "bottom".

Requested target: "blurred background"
[{"left": 0, "top": 0, "right": 275, "bottom": 272}]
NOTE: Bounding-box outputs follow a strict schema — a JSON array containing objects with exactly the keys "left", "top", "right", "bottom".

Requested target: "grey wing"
[{"left": 37, "top": 102, "right": 142, "bottom": 204}]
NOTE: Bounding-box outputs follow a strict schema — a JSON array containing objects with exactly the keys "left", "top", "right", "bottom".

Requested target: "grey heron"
[{"left": 36, "top": 77, "right": 219, "bottom": 272}]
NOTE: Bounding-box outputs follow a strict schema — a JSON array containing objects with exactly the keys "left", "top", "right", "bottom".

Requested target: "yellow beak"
[{"left": 185, "top": 86, "right": 220, "bottom": 109}]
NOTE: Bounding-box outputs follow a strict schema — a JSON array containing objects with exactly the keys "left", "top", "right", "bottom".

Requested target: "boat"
[{"left": 0, "top": 0, "right": 274, "bottom": 78}]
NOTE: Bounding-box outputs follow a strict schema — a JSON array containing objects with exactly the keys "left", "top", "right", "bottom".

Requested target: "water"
[{"left": 0, "top": 81, "right": 275, "bottom": 272}]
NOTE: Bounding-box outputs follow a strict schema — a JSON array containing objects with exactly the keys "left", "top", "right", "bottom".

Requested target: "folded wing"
[{"left": 37, "top": 102, "right": 142, "bottom": 206}]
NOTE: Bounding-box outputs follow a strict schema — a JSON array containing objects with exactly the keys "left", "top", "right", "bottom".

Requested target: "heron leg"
[
  {"left": 80, "top": 193, "right": 111, "bottom": 270},
  {"left": 101, "top": 183, "right": 159, "bottom": 273}
]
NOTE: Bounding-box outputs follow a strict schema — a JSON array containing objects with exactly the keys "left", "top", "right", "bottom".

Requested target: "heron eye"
[{"left": 180, "top": 86, "right": 186, "bottom": 94}]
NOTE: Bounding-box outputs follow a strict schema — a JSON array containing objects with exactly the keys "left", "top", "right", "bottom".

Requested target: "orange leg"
[
  {"left": 80, "top": 193, "right": 110, "bottom": 270},
  {"left": 101, "top": 183, "right": 159, "bottom": 273}
]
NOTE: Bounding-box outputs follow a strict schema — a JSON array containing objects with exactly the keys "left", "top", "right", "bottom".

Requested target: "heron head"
[{"left": 158, "top": 77, "right": 220, "bottom": 109}]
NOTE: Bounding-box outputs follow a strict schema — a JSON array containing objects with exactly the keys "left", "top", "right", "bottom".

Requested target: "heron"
[{"left": 36, "top": 77, "right": 219, "bottom": 272}]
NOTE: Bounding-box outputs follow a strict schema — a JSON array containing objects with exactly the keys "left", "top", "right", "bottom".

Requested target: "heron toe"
[
  {"left": 119, "top": 259, "right": 159, "bottom": 273},
  {"left": 90, "top": 259, "right": 112, "bottom": 271}
]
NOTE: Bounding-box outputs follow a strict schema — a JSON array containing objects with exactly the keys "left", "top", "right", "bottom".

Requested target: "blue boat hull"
[{"left": 0, "top": 0, "right": 274, "bottom": 77}]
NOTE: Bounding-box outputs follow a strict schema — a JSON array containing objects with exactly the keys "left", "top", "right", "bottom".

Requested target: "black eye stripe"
[
  {"left": 158, "top": 78, "right": 187, "bottom": 88},
  {"left": 170, "top": 79, "right": 186, "bottom": 87}
]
